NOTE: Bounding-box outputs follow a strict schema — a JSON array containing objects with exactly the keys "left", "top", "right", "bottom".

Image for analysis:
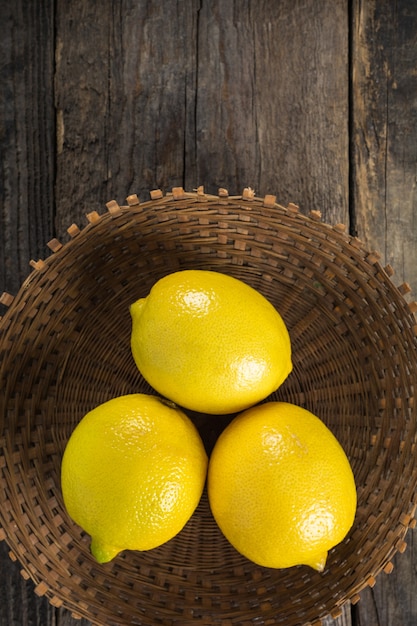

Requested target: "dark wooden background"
[{"left": 1, "top": 1, "right": 417, "bottom": 625}]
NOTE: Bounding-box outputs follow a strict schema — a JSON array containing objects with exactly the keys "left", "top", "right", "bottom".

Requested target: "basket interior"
[{"left": 1, "top": 190, "right": 417, "bottom": 625}]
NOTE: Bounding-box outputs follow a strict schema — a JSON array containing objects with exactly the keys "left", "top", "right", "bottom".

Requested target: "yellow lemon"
[
  {"left": 61, "top": 394, "right": 208, "bottom": 563},
  {"left": 130, "top": 270, "right": 292, "bottom": 414},
  {"left": 207, "top": 402, "right": 357, "bottom": 571}
]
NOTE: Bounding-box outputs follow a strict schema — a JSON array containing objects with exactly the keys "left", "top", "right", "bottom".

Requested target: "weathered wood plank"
[
  {"left": 0, "top": 0, "right": 55, "bottom": 312},
  {"left": 54, "top": 0, "right": 349, "bottom": 233},
  {"left": 351, "top": 0, "right": 417, "bottom": 295},
  {"left": 194, "top": 0, "right": 349, "bottom": 224},
  {"left": 351, "top": 1, "right": 417, "bottom": 624},
  {"left": 0, "top": 4, "right": 56, "bottom": 624},
  {"left": 323, "top": 605, "right": 353, "bottom": 626},
  {"left": 54, "top": 0, "right": 199, "bottom": 234},
  {"left": 0, "top": 542, "right": 55, "bottom": 626},
  {"left": 351, "top": 531, "right": 417, "bottom": 626},
  {"left": 355, "top": 532, "right": 417, "bottom": 626}
]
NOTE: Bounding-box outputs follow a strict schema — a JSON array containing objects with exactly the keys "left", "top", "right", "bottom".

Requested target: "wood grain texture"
[
  {"left": 0, "top": 0, "right": 55, "bottom": 307},
  {"left": 54, "top": 0, "right": 199, "bottom": 234},
  {"left": 354, "top": 532, "right": 417, "bottom": 626},
  {"left": 323, "top": 605, "right": 353, "bottom": 626},
  {"left": 194, "top": 0, "right": 349, "bottom": 220},
  {"left": 351, "top": 0, "right": 417, "bottom": 294},
  {"left": 352, "top": 531, "right": 417, "bottom": 625},
  {"left": 351, "top": 6, "right": 417, "bottom": 621},
  {"left": 53, "top": 0, "right": 349, "bottom": 234}
]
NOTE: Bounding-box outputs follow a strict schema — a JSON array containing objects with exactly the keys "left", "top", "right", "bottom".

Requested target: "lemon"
[
  {"left": 207, "top": 402, "right": 357, "bottom": 571},
  {"left": 61, "top": 394, "right": 208, "bottom": 563},
  {"left": 130, "top": 270, "right": 292, "bottom": 414}
]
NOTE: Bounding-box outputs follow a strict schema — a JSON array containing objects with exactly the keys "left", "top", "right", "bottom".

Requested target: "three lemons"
[
  {"left": 61, "top": 270, "right": 357, "bottom": 569},
  {"left": 130, "top": 270, "right": 292, "bottom": 414}
]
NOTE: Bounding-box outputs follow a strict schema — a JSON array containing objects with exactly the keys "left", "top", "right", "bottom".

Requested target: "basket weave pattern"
[{"left": 1, "top": 189, "right": 417, "bottom": 625}]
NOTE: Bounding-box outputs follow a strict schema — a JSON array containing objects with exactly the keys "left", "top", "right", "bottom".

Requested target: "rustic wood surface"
[{"left": 1, "top": 1, "right": 416, "bottom": 625}]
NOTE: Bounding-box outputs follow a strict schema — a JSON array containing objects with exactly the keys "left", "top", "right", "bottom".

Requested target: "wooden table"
[{"left": 1, "top": 1, "right": 416, "bottom": 624}]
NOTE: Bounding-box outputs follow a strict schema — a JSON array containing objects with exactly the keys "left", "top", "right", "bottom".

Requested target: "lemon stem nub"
[
  {"left": 90, "top": 538, "right": 121, "bottom": 564},
  {"left": 305, "top": 551, "right": 328, "bottom": 572}
]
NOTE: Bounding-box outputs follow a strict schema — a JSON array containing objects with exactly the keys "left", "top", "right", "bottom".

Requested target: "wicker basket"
[{"left": 1, "top": 188, "right": 417, "bottom": 626}]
